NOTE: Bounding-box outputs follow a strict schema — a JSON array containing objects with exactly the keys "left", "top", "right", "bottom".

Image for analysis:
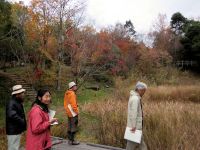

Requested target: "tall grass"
[
  {"left": 82, "top": 99, "right": 127, "bottom": 148},
  {"left": 0, "top": 128, "right": 6, "bottom": 150},
  {"left": 82, "top": 85, "right": 200, "bottom": 149},
  {"left": 145, "top": 86, "right": 200, "bottom": 103},
  {"left": 144, "top": 101, "right": 200, "bottom": 150},
  {"left": 129, "top": 66, "right": 200, "bottom": 86}
]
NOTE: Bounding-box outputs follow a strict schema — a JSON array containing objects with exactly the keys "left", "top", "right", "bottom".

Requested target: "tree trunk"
[
  {"left": 56, "top": 62, "right": 61, "bottom": 90},
  {"left": 56, "top": 9, "right": 64, "bottom": 91}
]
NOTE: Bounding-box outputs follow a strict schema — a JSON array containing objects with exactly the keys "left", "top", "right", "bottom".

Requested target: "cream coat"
[{"left": 127, "top": 90, "right": 143, "bottom": 130}]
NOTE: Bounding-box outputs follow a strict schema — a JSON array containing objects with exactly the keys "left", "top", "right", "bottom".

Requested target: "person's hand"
[
  {"left": 130, "top": 127, "right": 136, "bottom": 133},
  {"left": 49, "top": 118, "right": 58, "bottom": 124}
]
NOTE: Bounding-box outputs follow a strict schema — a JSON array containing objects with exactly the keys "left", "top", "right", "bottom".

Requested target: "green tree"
[
  {"left": 0, "top": 0, "right": 13, "bottom": 68},
  {"left": 181, "top": 21, "right": 200, "bottom": 68},
  {"left": 0, "top": 0, "right": 12, "bottom": 37},
  {"left": 171, "top": 12, "right": 200, "bottom": 70},
  {"left": 170, "top": 12, "right": 187, "bottom": 35},
  {"left": 124, "top": 20, "right": 136, "bottom": 37}
]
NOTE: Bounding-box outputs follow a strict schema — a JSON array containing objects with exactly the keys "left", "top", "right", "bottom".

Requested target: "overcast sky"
[{"left": 10, "top": 0, "right": 200, "bottom": 33}]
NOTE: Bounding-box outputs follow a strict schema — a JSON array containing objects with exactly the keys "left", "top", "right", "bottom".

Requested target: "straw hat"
[
  {"left": 12, "top": 85, "right": 26, "bottom": 95},
  {"left": 68, "top": 82, "right": 76, "bottom": 89}
]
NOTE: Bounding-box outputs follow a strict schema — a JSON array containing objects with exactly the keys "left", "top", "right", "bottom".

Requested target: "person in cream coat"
[{"left": 126, "top": 81, "right": 148, "bottom": 150}]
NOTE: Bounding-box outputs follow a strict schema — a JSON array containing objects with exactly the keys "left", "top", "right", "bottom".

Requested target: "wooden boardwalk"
[{"left": 51, "top": 137, "right": 125, "bottom": 150}]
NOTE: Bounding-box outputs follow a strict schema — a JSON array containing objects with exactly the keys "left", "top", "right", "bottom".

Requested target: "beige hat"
[
  {"left": 12, "top": 85, "right": 26, "bottom": 95},
  {"left": 68, "top": 81, "right": 76, "bottom": 89}
]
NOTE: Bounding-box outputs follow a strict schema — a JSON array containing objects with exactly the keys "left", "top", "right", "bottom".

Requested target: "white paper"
[
  {"left": 68, "top": 104, "right": 77, "bottom": 117},
  {"left": 49, "top": 109, "right": 56, "bottom": 120},
  {"left": 48, "top": 109, "right": 58, "bottom": 125},
  {"left": 51, "top": 121, "right": 58, "bottom": 125},
  {"left": 124, "top": 127, "right": 142, "bottom": 143}
]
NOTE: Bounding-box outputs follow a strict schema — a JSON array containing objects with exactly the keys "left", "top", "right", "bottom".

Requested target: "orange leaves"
[
  {"left": 64, "top": 27, "right": 79, "bottom": 50},
  {"left": 96, "top": 31, "right": 112, "bottom": 54},
  {"left": 114, "top": 39, "right": 132, "bottom": 53}
]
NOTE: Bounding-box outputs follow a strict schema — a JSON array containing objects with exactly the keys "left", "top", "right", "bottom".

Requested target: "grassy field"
[
  {"left": 1, "top": 66, "right": 200, "bottom": 150},
  {"left": 1, "top": 85, "right": 200, "bottom": 149}
]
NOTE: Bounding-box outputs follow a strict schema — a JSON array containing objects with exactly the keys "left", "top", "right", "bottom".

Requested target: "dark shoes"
[{"left": 68, "top": 140, "right": 80, "bottom": 145}]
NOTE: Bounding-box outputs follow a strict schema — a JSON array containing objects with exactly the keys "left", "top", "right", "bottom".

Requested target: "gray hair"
[{"left": 135, "top": 81, "right": 147, "bottom": 90}]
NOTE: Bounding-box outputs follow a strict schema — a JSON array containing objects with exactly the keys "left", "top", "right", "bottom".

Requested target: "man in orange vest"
[{"left": 64, "top": 81, "right": 79, "bottom": 145}]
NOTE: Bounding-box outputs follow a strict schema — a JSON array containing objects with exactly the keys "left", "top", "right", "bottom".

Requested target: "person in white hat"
[
  {"left": 126, "top": 81, "right": 148, "bottom": 150},
  {"left": 6, "top": 85, "right": 26, "bottom": 150},
  {"left": 64, "top": 81, "right": 80, "bottom": 145}
]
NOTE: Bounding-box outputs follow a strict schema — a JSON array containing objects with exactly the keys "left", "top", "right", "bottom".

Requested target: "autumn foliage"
[{"left": 1, "top": 1, "right": 173, "bottom": 86}]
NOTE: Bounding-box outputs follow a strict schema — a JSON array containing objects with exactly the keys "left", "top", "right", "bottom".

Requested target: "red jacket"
[{"left": 26, "top": 105, "right": 51, "bottom": 150}]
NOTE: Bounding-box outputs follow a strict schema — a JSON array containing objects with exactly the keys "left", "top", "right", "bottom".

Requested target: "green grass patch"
[
  {"left": 51, "top": 87, "right": 113, "bottom": 106},
  {"left": 78, "top": 88, "right": 113, "bottom": 104}
]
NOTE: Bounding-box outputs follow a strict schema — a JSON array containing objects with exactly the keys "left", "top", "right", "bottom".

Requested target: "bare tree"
[
  {"left": 149, "top": 14, "right": 173, "bottom": 64},
  {"left": 50, "top": 0, "right": 85, "bottom": 90}
]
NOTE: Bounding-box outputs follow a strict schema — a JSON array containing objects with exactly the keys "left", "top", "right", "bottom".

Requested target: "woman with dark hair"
[{"left": 26, "top": 89, "right": 58, "bottom": 150}]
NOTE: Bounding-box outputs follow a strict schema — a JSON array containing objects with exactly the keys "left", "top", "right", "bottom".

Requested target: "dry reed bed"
[
  {"left": 82, "top": 85, "right": 200, "bottom": 149},
  {"left": 143, "top": 101, "right": 200, "bottom": 150},
  {"left": 145, "top": 85, "right": 200, "bottom": 103}
]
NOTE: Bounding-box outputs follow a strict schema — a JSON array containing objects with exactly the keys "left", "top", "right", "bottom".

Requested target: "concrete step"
[{"left": 0, "top": 72, "right": 37, "bottom": 101}]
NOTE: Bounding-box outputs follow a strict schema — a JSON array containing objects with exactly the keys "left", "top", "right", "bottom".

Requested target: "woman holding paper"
[{"left": 26, "top": 89, "right": 58, "bottom": 150}]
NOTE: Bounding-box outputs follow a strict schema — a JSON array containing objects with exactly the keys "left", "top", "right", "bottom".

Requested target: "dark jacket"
[{"left": 6, "top": 97, "right": 26, "bottom": 135}]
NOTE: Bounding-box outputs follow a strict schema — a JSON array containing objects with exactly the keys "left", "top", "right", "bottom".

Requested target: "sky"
[{"left": 9, "top": 0, "right": 200, "bottom": 33}]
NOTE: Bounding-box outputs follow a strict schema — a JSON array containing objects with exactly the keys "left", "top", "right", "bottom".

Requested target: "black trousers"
[
  {"left": 67, "top": 115, "right": 78, "bottom": 141},
  {"left": 68, "top": 131, "right": 76, "bottom": 141}
]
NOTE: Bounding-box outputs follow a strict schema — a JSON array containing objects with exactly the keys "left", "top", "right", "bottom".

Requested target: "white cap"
[
  {"left": 135, "top": 81, "right": 147, "bottom": 90},
  {"left": 68, "top": 81, "right": 76, "bottom": 89},
  {"left": 12, "top": 85, "right": 26, "bottom": 95}
]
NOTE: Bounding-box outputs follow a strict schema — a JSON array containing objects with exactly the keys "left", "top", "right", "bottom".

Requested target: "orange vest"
[{"left": 64, "top": 90, "right": 79, "bottom": 117}]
